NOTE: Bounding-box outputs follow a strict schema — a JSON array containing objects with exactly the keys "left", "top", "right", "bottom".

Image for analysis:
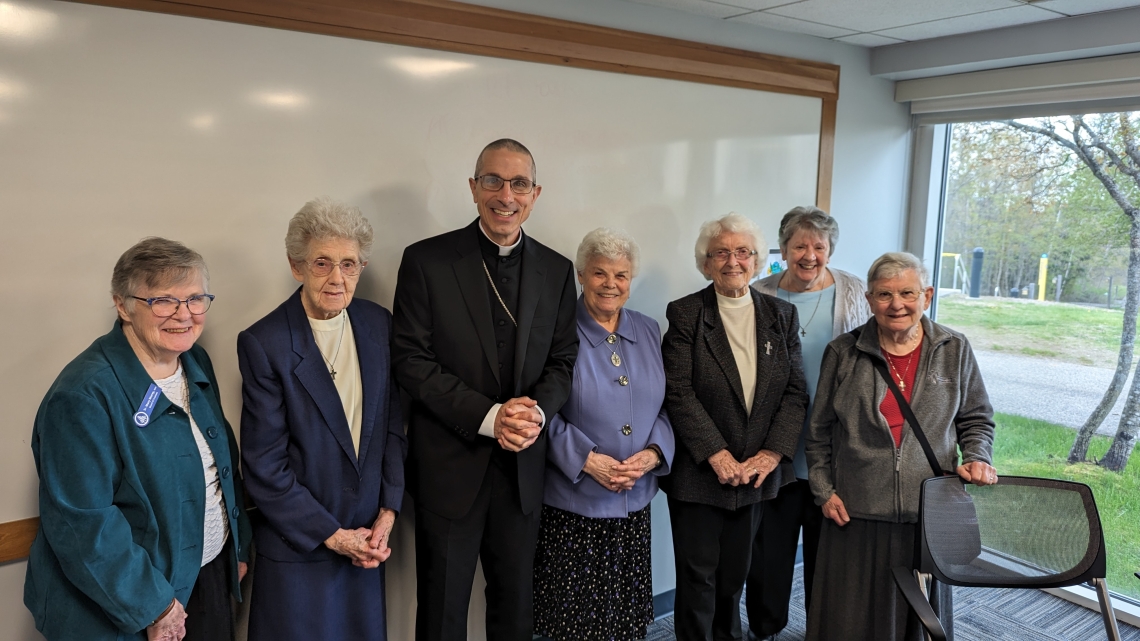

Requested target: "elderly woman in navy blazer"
[
  {"left": 238, "top": 198, "right": 407, "bottom": 641},
  {"left": 532, "top": 228, "right": 675, "bottom": 641}
]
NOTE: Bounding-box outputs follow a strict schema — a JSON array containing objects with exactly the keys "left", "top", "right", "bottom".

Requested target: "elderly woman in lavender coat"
[{"left": 532, "top": 228, "right": 675, "bottom": 641}]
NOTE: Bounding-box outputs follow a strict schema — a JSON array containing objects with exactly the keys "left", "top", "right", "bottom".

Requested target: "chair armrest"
[{"left": 891, "top": 566, "right": 947, "bottom": 641}]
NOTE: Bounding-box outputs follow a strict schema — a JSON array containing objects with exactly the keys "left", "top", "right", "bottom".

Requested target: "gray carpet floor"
[{"left": 644, "top": 565, "right": 1140, "bottom": 641}]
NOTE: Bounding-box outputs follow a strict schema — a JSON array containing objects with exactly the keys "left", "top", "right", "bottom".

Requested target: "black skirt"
[
  {"left": 806, "top": 518, "right": 953, "bottom": 641},
  {"left": 533, "top": 504, "right": 655, "bottom": 641}
]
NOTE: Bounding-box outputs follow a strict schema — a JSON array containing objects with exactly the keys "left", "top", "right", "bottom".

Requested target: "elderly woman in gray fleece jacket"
[{"left": 805, "top": 252, "right": 997, "bottom": 641}]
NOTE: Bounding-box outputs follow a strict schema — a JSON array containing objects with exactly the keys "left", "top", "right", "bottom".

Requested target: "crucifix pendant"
[
  {"left": 330, "top": 368, "right": 337, "bottom": 381},
  {"left": 800, "top": 328, "right": 807, "bottom": 337},
  {"left": 897, "top": 378, "right": 905, "bottom": 391}
]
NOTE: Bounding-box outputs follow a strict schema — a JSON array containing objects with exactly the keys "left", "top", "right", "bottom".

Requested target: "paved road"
[{"left": 974, "top": 350, "right": 1130, "bottom": 435}]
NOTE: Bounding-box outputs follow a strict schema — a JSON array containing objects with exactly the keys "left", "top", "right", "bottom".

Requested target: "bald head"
[{"left": 474, "top": 138, "right": 536, "bottom": 181}]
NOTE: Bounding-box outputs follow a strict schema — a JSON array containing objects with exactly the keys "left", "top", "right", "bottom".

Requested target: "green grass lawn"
[
  {"left": 937, "top": 296, "right": 1128, "bottom": 368},
  {"left": 991, "top": 412, "right": 1140, "bottom": 600}
]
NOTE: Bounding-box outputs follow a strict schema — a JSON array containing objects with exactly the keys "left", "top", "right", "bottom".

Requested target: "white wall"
[
  {"left": 0, "top": 1, "right": 911, "bottom": 640},
  {"left": 457, "top": 0, "right": 914, "bottom": 278}
]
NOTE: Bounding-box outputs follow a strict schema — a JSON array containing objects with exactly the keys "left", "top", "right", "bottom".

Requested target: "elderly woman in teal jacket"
[{"left": 24, "top": 238, "right": 252, "bottom": 641}]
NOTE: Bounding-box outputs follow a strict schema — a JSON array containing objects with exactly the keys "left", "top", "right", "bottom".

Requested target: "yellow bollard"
[{"left": 1038, "top": 254, "right": 1048, "bottom": 301}]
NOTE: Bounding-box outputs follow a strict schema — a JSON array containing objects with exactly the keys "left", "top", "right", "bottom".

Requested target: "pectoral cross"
[{"left": 765, "top": 341, "right": 772, "bottom": 355}]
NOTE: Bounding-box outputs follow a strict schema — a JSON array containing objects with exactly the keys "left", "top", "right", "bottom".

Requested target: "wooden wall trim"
[
  {"left": 816, "top": 97, "right": 838, "bottom": 212},
  {"left": 0, "top": 517, "right": 39, "bottom": 564},
  {"left": 65, "top": 0, "right": 839, "bottom": 99}
]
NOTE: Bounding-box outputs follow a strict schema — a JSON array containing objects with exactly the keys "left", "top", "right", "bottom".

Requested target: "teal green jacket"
[{"left": 24, "top": 322, "right": 252, "bottom": 640}]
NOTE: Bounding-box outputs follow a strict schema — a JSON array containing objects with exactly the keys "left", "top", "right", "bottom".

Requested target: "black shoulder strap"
[{"left": 852, "top": 328, "right": 946, "bottom": 477}]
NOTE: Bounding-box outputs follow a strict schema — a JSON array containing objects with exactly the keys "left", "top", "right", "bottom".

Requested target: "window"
[{"left": 932, "top": 114, "right": 1140, "bottom": 604}]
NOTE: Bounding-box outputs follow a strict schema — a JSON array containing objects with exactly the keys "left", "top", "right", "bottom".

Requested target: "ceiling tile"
[
  {"left": 728, "top": 11, "right": 858, "bottom": 37},
  {"left": 1031, "top": 0, "right": 1140, "bottom": 16},
  {"left": 834, "top": 32, "right": 908, "bottom": 47},
  {"left": 767, "top": 0, "right": 1020, "bottom": 33},
  {"left": 875, "top": 5, "right": 1059, "bottom": 41},
  {"left": 713, "top": 0, "right": 805, "bottom": 11},
  {"left": 621, "top": 0, "right": 749, "bottom": 19}
]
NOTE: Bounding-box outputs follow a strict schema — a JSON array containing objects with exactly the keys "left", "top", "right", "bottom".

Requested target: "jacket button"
[
  {"left": 220, "top": 466, "right": 231, "bottom": 479},
  {"left": 206, "top": 427, "right": 218, "bottom": 439},
  {"left": 621, "top": 424, "right": 632, "bottom": 436},
  {"left": 231, "top": 506, "right": 240, "bottom": 519}
]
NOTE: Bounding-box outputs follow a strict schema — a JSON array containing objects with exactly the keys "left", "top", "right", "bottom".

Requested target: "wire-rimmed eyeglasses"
[
  {"left": 130, "top": 294, "right": 215, "bottom": 317},
  {"left": 305, "top": 258, "right": 365, "bottom": 277},
  {"left": 474, "top": 174, "right": 536, "bottom": 195},
  {"left": 870, "top": 289, "right": 922, "bottom": 304},
  {"left": 706, "top": 248, "right": 758, "bottom": 262}
]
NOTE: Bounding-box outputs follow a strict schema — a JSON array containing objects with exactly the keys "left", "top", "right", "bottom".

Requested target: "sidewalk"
[{"left": 974, "top": 350, "right": 1130, "bottom": 435}]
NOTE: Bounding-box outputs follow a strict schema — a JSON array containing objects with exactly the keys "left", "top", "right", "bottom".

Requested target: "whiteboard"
[{"left": 0, "top": 0, "right": 821, "bottom": 637}]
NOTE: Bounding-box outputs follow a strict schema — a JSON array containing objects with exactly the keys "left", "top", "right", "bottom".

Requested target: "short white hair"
[
  {"left": 285, "top": 197, "right": 374, "bottom": 263},
  {"left": 867, "top": 252, "right": 930, "bottom": 288},
  {"left": 575, "top": 227, "right": 641, "bottom": 277},
  {"left": 693, "top": 212, "right": 767, "bottom": 279}
]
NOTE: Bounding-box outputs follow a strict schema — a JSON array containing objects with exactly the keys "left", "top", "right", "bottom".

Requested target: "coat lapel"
[
  {"left": 452, "top": 225, "right": 501, "bottom": 388},
  {"left": 349, "top": 302, "right": 382, "bottom": 468},
  {"left": 512, "top": 235, "right": 547, "bottom": 395},
  {"left": 285, "top": 290, "right": 359, "bottom": 472},
  {"left": 701, "top": 286, "right": 748, "bottom": 410},
  {"left": 749, "top": 289, "right": 777, "bottom": 419}
]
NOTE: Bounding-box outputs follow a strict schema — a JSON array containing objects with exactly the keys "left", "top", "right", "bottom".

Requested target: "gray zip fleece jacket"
[{"left": 806, "top": 315, "right": 994, "bottom": 523}]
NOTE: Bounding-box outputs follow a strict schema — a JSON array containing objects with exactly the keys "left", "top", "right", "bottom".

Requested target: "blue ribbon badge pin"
[{"left": 134, "top": 383, "right": 162, "bottom": 427}]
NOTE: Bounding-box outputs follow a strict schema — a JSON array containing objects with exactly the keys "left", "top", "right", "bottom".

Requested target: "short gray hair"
[
  {"left": 693, "top": 212, "right": 767, "bottom": 279},
  {"left": 867, "top": 252, "right": 930, "bottom": 289},
  {"left": 575, "top": 228, "right": 641, "bottom": 277},
  {"left": 285, "top": 197, "right": 374, "bottom": 263},
  {"left": 474, "top": 138, "right": 536, "bottom": 181},
  {"left": 111, "top": 237, "right": 208, "bottom": 300},
  {"left": 778, "top": 206, "right": 839, "bottom": 257}
]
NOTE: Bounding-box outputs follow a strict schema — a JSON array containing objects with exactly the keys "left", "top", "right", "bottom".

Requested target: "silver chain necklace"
[
  {"left": 317, "top": 312, "right": 347, "bottom": 380},
  {"left": 782, "top": 287, "right": 824, "bottom": 337}
]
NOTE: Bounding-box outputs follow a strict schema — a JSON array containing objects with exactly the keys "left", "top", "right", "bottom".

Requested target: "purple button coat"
[{"left": 543, "top": 296, "right": 675, "bottom": 518}]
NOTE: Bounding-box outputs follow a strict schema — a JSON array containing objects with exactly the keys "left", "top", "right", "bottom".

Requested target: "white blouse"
[{"left": 154, "top": 365, "right": 228, "bottom": 567}]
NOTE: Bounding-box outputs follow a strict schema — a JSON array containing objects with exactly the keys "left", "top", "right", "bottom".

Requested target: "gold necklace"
[
  {"left": 884, "top": 349, "right": 916, "bottom": 391},
  {"left": 482, "top": 260, "right": 517, "bottom": 327}
]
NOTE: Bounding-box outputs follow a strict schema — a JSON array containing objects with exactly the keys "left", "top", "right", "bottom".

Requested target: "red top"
[{"left": 880, "top": 346, "right": 921, "bottom": 448}]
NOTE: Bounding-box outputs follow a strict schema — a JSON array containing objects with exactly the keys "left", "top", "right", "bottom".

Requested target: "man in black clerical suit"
[{"left": 392, "top": 139, "right": 578, "bottom": 641}]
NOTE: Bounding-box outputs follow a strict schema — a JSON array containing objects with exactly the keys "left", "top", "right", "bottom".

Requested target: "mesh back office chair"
[{"left": 892, "top": 476, "right": 1122, "bottom": 641}]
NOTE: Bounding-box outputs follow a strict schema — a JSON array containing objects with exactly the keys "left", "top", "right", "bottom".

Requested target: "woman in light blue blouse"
[
  {"left": 746, "top": 206, "right": 871, "bottom": 639},
  {"left": 532, "top": 228, "right": 675, "bottom": 641}
]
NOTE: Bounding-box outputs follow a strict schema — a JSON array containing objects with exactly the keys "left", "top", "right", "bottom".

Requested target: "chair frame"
[{"left": 892, "top": 476, "right": 1122, "bottom": 641}]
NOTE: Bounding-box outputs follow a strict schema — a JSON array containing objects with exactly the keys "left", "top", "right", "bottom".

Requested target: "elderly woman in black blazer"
[{"left": 661, "top": 212, "right": 808, "bottom": 641}]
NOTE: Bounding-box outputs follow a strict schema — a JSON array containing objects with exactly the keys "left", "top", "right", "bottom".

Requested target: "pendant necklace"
[
  {"left": 318, "top": 312, "right": 347, "bottom": 380},
  {"left": 885, "top": 349, "right": 916, "bottom": 392},
  {"left": 605, "top": 333, "right": 622, "bottom": 367},
  {"left": 783, "top": 287, "right": 824, "bottom": 337}
]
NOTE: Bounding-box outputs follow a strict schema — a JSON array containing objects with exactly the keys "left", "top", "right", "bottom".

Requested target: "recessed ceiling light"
[
  {"left": 389, "top": 56, "right": 475, "bottom": 79},
  {"left": 0, "top": 1, "right": 58, "bottom": 43}
]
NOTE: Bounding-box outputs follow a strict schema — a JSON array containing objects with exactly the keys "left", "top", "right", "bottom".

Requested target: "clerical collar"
[{"left": 478, "top": 221, "right": 523, "bottom": 256}]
